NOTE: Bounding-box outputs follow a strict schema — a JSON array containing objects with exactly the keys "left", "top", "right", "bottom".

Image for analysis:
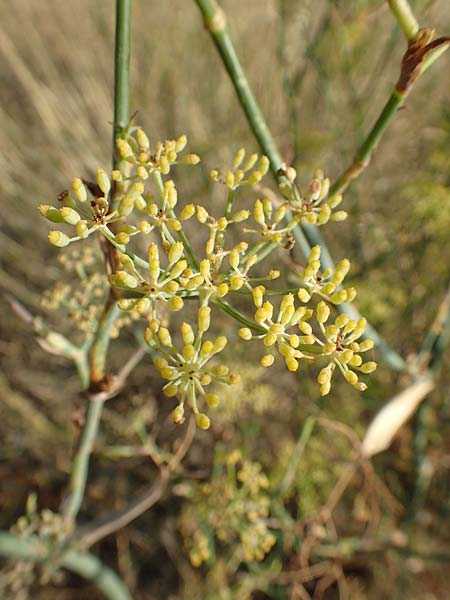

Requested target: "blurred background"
[{"left": 0, "top": 1, "right": 449, "bottom": 598}]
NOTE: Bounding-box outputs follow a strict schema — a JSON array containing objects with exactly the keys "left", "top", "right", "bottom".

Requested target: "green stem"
[
  {"left": 388, "top": 0, "right": 419, "bottom": 41},
  {"left": 214, "top": 298, "right": 265, "bottom": 333},
  {"left": 195, "top": 0, "right": 283, "bottom": 169},
  {"left": 330, "top": 90, "right": 406, "bottom": 197},
  {"left": 277, "top": 416, "right": 315, "bottom": 496},
  {"left": 89, "top": 301, "right": 122, "bottom": 385},
  {"left": 0, "top": 532, "right": 131, "bottom": 600},
  {"left": 113, "top": 0, "right": 132, "bottom": 168},
  {"left": 62, "top": 0, "right": 132, "bottom": 526}
]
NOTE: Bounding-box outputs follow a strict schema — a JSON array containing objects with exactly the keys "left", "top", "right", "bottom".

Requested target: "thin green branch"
[
  {"left": 0, "top": 532, "right": 131, "bottom": 600},
  {"left": 329, "top": 91, "right": 405, "bottom": 197},
  {"left": 277, "top": 416, "right": 316, "bottom": 496}
]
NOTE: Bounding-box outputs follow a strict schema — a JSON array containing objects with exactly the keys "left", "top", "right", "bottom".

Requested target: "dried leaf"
[{"left": 361, "top": 378, "right": 435, "bottom": 457}]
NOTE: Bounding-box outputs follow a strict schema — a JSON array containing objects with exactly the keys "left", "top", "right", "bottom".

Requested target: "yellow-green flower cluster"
[
  {"left": 297, "top": 245, "right": 357, "bottom": 305},
  {"left": 238, "top": 287, "right": 377, "bottom": 394},
  {"left": 239, "top": 286, "right": 315, "bottom": 372},
  {"left": 40, "top": 126, "right": 378, "bottom": 424},
  {"left": 314, "top": 305, "right": 376, "bottom": 395},
  {"left": 279, "top": 168, "right": 348, "bottom": 226},
  {"left": 179, "top": 452, "right": 276, "bottom": 566},
  {"left": 144, "top": 307, "right": 240, "bottom": 429},
  {"left": 209, "top": 147, "right": 270, "bottom": 190},
  {"left": 40, "top": 168, "right": 117, "bottom": 248},
  {"left": 115, "top": 130, "right": 200, "bottom": 177},
  {"left": 111, "top": 242, "right": 188, "bottom": 315}
]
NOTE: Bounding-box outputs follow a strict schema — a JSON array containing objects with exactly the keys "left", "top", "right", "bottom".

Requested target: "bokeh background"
[{"left": 1, "top": 1, "right": 449, "bottom": 598}]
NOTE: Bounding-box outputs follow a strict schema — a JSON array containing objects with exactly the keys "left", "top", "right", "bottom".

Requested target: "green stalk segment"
[
  {"left": 388, "top": 0, "right": 419, "bottom": 41},
  {"left": 0, "top": 532, "right": 131, "bottom": 600}
]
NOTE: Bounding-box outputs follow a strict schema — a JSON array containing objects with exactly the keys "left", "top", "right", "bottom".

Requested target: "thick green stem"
[
  {"left": 0, "top": 532, "right": 131, "bottom": 600},
  {"left": 388, "top": 0, "right": 419, "bottom": 41}
]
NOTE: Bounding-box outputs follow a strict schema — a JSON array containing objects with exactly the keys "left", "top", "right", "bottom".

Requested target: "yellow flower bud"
[
  {"left": 158, "top": 327, "right": 172, "bottom": 346},
  {"left": 72, "top": 178, "right": 87, "bottom": 203},
  {"left": 330, "top": 290, "right": 347, "bottom": 304},
  {"left": 298, "top": 321, "right": 312, "bottom": 335},
  {"left": 181, "top": 154, "right": 200, "bottom": 165},
  {"left": 216, "top": 283, "right": 229, "bottom": 297},
  {"left": 118, "top": 196, "right": 134, "bottom": 217},
  {"left": 331, "top": 210, "right": 348, "bottom": 222},
  {"left": 96, "top": 168, "right": 110, "bottom": 196},
  {"left": 200, "top": 259, "right": 210, "bottom": 279},
  {"left": 136, "top": 298, "right": 151, "bottom": 314},
  {"left": 200, "top": 341, "right": 214, "bottom": 356},
  {"left": 76, "top": 220, "right": 89, "bottom": 238},
  {"left": 230, "top": 274, "right": 244, "bottom": 290},
  {"left": 168, "top": 242, "right": 184, "bottom": 264},
  {"left": 180, "top": 204, "right": 196, "bottom": 220},
  {"left": 260, "top": 354, "right": 275, "bottom": 367},
  {"left": 117, "top": 139, "right": 134, "bottom": 159},
  {"left": 39, "top": 205, "right": 64, "bottom": 223},
  {"left": 344, "top": 369, "right": 358, "bottom": 385},
  {"left": 196, "top": 413, "right": 211, "bottom": 429},
  {"left": 214, "top": 336, "right": 228, "bottom": 351},
  {"left": 159, "top": 156, "right": 170, "bottom": 174},
  {"left": 206, "top": 394, "right": 220, "bottom": 407},
  {"left": 263, "top": 333, "right": 277, "bottom": 347},
  {"left": 139, "top": 221, "right": 151, "bottom": 234},
  {"left": 243, "top": 153, "right": 258, "bottom": 171},
  {"left": 316, "top": 301, "right": 330, "bottom": 324},
  {"left": 359, "top": 361, "right": 377, "bottom": 374},
  {"left": 252, "top": 285, "right": 265, "bottom": 308},
  {"left": 327, "top": 194, "right": 343, "bottom": 209},
  {"left": 231, "top": 209, "right": 250, "bottom": 222},
  {"left": 229, "top": 249, "right": 240, "bottom": 269},
  {"left": 183, "top": 344, "right": 196, "bottom": 360},
  {"left": 233, "top": 148, "right": 246, "bottom": 169},
  {"left": 253, "top": 199, "right": 265, "bottom": 225},
  {"left": 115, "top": 232, "right": 130, "bottom": 245},
  {"left": 60, "top": 206, "right": 80, "bottom": 225},
  {"left": 238, "top": 328, "right": 252, "bottom": 341},
  {"left": 359, "top": 339, "right": 374, "bottom": 352},
  {"left": 320, "top": 381, "right": 331, "bottom": 396},
  {"left": 167, "top": 296, "right": 184, "bottom": 311},
  {"left": 285, "top": 357, "right": 299, "bottom": 372},
  {"left": 175, "top": 134, "right": 187, "bottom": 152},
  {"left": 172, "top": 405, "right": 185, "bottom": 424},
  {"left": 48, "top": 231, "right": 71, "bottom": 247},
  {"left": 163, "top": 383, "right": 179, "bottom": 397},
  {"left": 318, "top": 205, "right": 331, "bottom": 225},
  {"left": 198, "top": 306, "right": 211, "bottom": 332},
  {"left": 321, "top": 282, "right": 336, "bottom": 295},
  {"left": 196, "top": 206, "right": 209, "bottom": 223},
  {"left": 349, "top": 355, "right": 363, "bottom": 367},
  {"left": 180, "top": 323, "right": 194, "bottom": 345}
]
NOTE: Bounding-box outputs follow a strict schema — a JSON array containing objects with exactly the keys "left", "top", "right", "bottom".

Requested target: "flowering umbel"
[{"left": 40, "top": 127, "right": 377, "bottom": 427}]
